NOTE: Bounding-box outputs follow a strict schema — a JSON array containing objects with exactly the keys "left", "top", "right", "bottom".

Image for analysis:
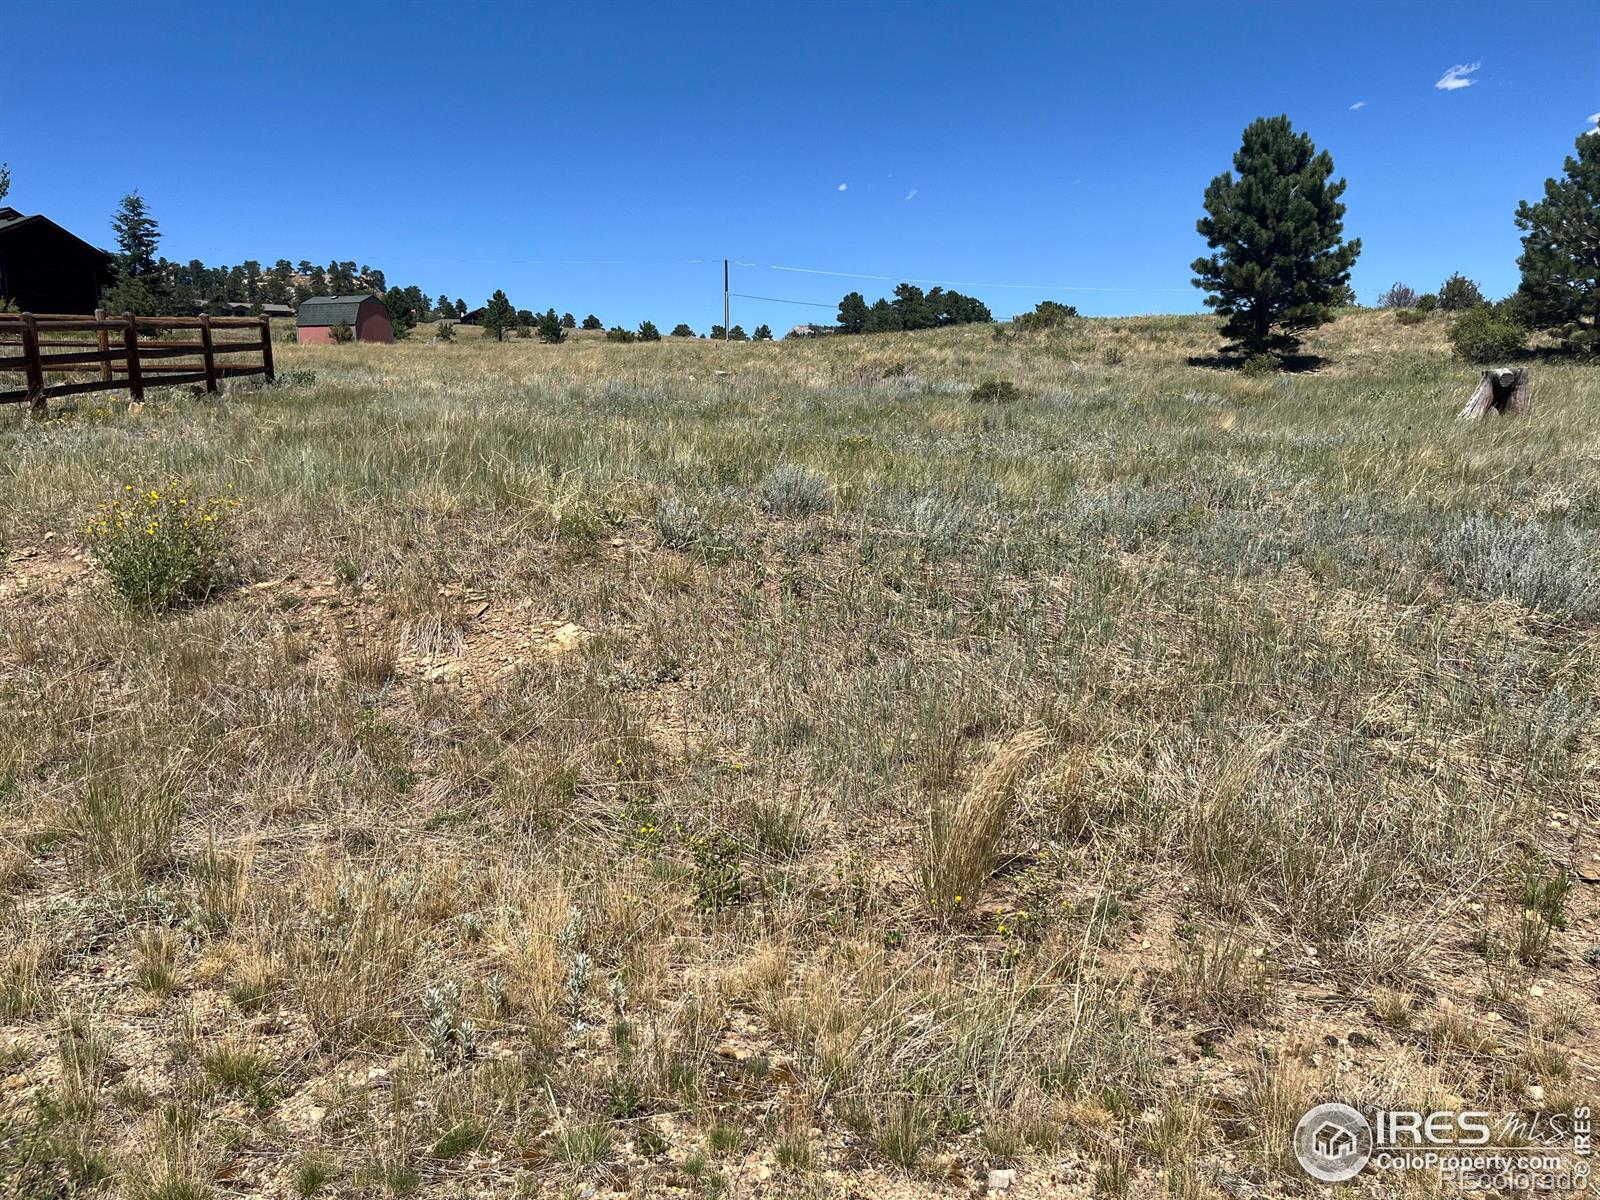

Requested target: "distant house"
[
  {"left": 0, "top": 206, "right": 115, "bottom": 314},
  {"left": 787, "top": 323, "right": 835, "bottom": 338},
  {"left": 203, "top": 301, "right": 295, "bottom": 319},
  {"left": 295, "top": 294, "right": 394, "bottom": 344}
]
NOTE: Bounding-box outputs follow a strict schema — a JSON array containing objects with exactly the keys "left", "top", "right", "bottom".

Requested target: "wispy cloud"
[
  {"left": 1586, "top": 111, "right": 1600, "bottom": 136},
  {"left": 836, "top": 182, "right": 848, "bottom": 192},
  {"left": 1435, "top": 62, "right": 1480, "bottom": 91},
  {"left": 904, "top": 188, "right": 918, "bottom": 200},
  {"left": 1348, "top": 100, "right": 1367, "bottom": 110}
]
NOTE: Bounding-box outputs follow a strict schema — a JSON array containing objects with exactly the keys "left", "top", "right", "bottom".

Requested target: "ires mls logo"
[{"left": 1296, "top": 1103, "right": 1595, "bottom": 1190}]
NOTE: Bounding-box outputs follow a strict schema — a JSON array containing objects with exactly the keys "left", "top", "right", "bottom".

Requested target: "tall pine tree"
[
  {"left": 111, "top": 191, "right": 161, "bottom": 277},
  {"left": 480, "top": 290, "right": 517, "bottom": 342},
  {"left": 1514, "top": 131, "right": 1600, "bottom": 354},
  {"left": 1192, "top": 116, "right": 1360, "bottom": 360}
]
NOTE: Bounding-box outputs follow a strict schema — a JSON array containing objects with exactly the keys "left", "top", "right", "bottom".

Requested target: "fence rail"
[{"left": 0, "top": 309, "right": 275, "bottom": 413}]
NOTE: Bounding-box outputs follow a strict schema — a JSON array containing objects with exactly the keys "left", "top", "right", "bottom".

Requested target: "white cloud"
[
  {"left": 1586, "top": 111, "right": 1600, "bottom": 135},
  {"left": 836, "top": 182, "right": 848, "bottom": 191},
  {"left": 1435, "top": 63, "right": 1480, "bottom": 91},
  {"left": 904, "top": 188, "right": 918, "bottom": 200},
  {"left": 1348, "top": 100, "right": 1367, "bottom": 110}
]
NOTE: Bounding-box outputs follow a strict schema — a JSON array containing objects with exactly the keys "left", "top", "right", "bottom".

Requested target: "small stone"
[
  {"left": 987, "top": 1168, "right": 1017, "bottom": 1192},
  {"left": 1528, "top": 1084, "right": 1546, "bottom": 1104}
]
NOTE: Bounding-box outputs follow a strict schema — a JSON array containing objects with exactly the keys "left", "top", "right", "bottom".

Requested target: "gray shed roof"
[{"left": 296, "top": 294, "right": 379, "bottom": 326}]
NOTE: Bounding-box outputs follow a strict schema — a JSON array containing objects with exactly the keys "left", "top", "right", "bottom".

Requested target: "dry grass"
[{"left": 1, "top": 308, "right": 1597, "bottom": 1197}]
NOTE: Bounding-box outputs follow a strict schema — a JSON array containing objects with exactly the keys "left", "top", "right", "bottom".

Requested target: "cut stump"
[{"left": 1458, "top": 367, "right": 1531, "bottom": 419}]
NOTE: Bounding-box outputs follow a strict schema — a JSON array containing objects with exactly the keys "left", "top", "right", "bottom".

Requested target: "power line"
[
  {"left": 731, "top": 292, "right": 836, "bottom": 309},
  {"left": 766, "top": 262, "right": 1191, "bottom": 294}
]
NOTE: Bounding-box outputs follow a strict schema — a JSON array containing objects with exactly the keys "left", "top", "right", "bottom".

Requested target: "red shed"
[{"left": 295, "top": 294, "right": 394, "bottom": 344}]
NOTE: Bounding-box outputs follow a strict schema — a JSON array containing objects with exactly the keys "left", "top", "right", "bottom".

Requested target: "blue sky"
[{"left": 4, "top": 0, "right": 1595, "bottom": 330}]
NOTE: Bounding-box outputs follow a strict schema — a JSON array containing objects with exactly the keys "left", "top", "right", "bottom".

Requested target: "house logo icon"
[{"left": 1293, "top": 1103, "right": 1372, "bottom": 1183}]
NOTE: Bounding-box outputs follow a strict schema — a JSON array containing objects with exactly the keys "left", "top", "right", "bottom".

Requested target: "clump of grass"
[
  {"left": 66, "top": 768, "right": 183, "bottom": 892},
  {"left": 83, "top": 480, "right": 238, "bottom": 612},
  {"left": 1168, "top": 930, "right": 1269, "bottom": 1022},
  {"left": 969, "top": 378, "right": 1019, "bottom": 403},
  {"left": 758, "top": 464, "right": 834, "bottom": 517},
  {"left": 920, "top": 729, "right": 1047, "bottom": 917},
  {"left": 133, "top": 927, "right": 180, "bottom": 997}
]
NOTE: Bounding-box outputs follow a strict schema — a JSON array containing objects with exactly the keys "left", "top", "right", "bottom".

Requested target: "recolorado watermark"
[{"left": 1294, "top": 1102, "right": 1592, "bottom": 1191}]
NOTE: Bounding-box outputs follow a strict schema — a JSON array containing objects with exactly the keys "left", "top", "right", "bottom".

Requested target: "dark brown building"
[{"left": 0, "top": 207, "right": 115, "bottom": 314}]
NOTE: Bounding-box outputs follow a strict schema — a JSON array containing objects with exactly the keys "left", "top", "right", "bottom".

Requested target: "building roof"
[
  {"left": 0, "top": 206, "right": 114, "bottom": 261},
  {"left": 296, "top": 294, "right": 380, "bottom": 326}
]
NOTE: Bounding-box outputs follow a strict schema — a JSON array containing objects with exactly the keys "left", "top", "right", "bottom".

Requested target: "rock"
[{"left": 988, "top": 1168, "right": 1018, "bottom": 1192}]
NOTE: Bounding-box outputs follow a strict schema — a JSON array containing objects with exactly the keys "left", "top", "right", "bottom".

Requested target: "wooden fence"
[{"left": 0, "top": 309, "right": 275, "bottom": 414}]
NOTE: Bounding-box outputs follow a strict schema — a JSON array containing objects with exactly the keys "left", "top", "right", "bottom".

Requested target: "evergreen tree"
[
  {"left": 480, "top": 290, "right": 517, "bottom": 342},
  {"left": 111, "top": 190, "right": 161, "bottom": 277},
  {"left": 515, "top": 308, "right": 535, "bottom": 337},
  {"left": 753, "top": 324, "right": 773, "bottom": 340},
  {"left": 536, "top": 309, "right": 566, "bottom": 343},
  {"left": 670, "top": 323, "right": 695, "bottom": 338},
  {"left": 837, "top": 291, "right": 868, "bottom": 334},
  {"left": 0, "top": 162, "right": 9, "bottom": 201},
  {"left": 892, "top": 283, "right": 937, "bottom": 330},
  {"left": 561, "top": 312, "right": 576, "bottom": 329},
  {"left": 384, "top": 287, "right": 419, "bottom": 337},
  {"left": 637, "top": 320, "right": 661, "bottom": 341},
  {"left": 727, "top": 325, "right": 748, "bottom": 341},
  {"left": 455, "top": 299, "right": 467, "bottom": 318},
  {"left": 581, "top": 313, "right": 603, "bottom": 330},
  {"left": 1437, "top": 273, "right": 1486, "bottom": 311},
  {"left": 710, "top": 324, "right": 726, "bottom": 339},
  {"left": 862, "top": 298, "right": 900, "bottom": 334},
  {"left": 1514, "top": 132, "right": 1600, "bottom": 353},
  {"left": 436, "top": 294, "right": 453, "bottom": 318},
  {"left": 1192, "top": 115, "right": 1360, "bottom": 359}
]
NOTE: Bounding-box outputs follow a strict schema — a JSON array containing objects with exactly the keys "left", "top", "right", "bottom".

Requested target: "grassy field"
[{"left": 1, "top": 310, "right": 1597, "bottom": 1198}]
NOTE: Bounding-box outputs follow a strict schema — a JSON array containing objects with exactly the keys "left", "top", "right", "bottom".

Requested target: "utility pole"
[{"left": 723, "top": 259, "right": 730, "bottom": 343}]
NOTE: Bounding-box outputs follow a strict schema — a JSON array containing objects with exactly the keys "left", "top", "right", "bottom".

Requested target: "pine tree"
[
  {"left": 581, "top": 314, "right": 603, "bottom": 330},
  {"left": 837, "top": 291, "right": 868, "bottom": 334},
  {"left": 753, "top": 324, "right": 773, "bottom": 340},
  {"left": 1514, "top": 132, "right": 1600, "bottom": 353},
  {"left": 1437, "top": 273, "right": 1486, "bottom": 311},
  {"left": 891, "top": 284, "right": 936, "bottom": 330},
  {"left": 480, "top": 290, "right": 517, "bottom": 342},
  {"left": 670, "top": 323, "right": 695, "bottom": 338},
  {"left": 455, "top": 299, "right": 467, "bottom": 318},
  {"left": 536, "top": 309, "right": 566, "bottom": 343},
  {"left": 436, "top": 294, "right": 453, "bottom": 318},
  {"left": 561, "top": 312, "right": 576, "bottom": 329},
  {"left": 727, "top": 325, "right": 748, "bottom": 341},
  {"left": 111, "top": 191, "right": 161, "bottom": 277},
  {"left": 862, "top": 299, "right": 900, "bottom": 334},
  {"left": 0, "top": 162, "right": 10, "bottom": 201},
  {"left": 710, "top": 324, "right": 726, "bottom": 340},
  {"left": 1192, "top": 116, "right": 1360, "bottom": 359},
  {"left": 637, "top": 321, "right": 661, "bottom": 341}
]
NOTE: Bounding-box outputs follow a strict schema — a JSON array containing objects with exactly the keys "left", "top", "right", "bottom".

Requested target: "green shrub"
[
  {"left": 434, "top": 320, "right": 454, "bottom": 343},
  {"left": 1447, "top": 307, "right": 1526, "bottom": 362},
  {"left": 328, "top": 321, "right": 353, "bottom": 344},
  {"left": 969, "top": 378, "right": 1020, "bottom": 403},
  {"left": 84, "top": 481, "right": 238, "bottom": 612},
  {"left": 1013, "top": 300, "right": 1079, "bottom": 331},
  {"left": 1438, "top": 272, "right": 1486, "bottom": 311},
  {"left": 1393, "top": 308, "right": 1425, "bottom": 326},
  {"left": 1415, "top": 293, "right": 1438, "bottom": 313}
]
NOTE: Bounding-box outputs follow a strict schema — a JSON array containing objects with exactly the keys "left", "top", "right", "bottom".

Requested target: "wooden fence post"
[
  {"left": 95, "top": 307, "right": 112, "bottom": 383},
  {"left": 19, "top": 313, "right": 46, "bottom": 418},
  {"left": 198, "top": 314, "right": 219, "bottom": 394},
  {"left": 259, "top": 315, "right": 275, "bottom": 382},
  {"left": 122, "top": 313, "right": 145, "bottom": 402}
]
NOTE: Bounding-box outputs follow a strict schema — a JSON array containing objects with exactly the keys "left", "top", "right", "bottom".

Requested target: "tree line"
[{"left": 834, "top": 284, "right": 992, "bottom": 334}]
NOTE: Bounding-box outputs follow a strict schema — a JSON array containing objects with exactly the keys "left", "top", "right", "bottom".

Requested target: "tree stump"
[{"left": 1458, "top": 367, "right": 1531, "bottom": 419}]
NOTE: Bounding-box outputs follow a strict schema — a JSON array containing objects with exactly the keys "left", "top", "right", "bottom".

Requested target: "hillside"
[{"left": 2, "top": 310, "right": 1597, "bottom": 1199}]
